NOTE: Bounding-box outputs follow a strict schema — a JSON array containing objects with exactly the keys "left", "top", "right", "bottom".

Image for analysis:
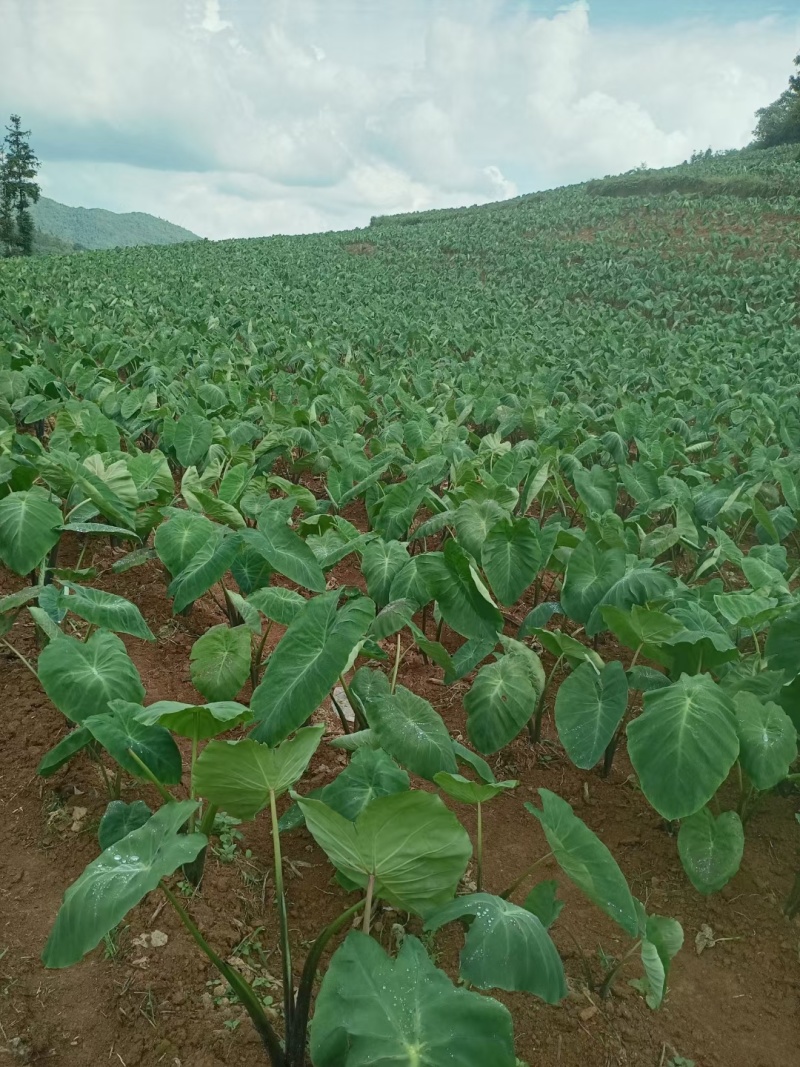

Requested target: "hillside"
[{"left": 30, "top": 195, "right": 200, "bottom": 251}]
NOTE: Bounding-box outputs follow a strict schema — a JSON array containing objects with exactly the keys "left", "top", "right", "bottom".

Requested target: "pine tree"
[{"left": 0, "top": 115, "right": 41, "bottom": 256}]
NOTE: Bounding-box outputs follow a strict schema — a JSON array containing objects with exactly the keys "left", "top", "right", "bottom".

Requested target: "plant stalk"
[
  {"left": 269, "top": 789, "right": 294, "bottom": 1035},
  {"left": 362, "top": 874, "right": 376, "bottom": 935},
  {"left": 162, "top": 883, "right": 285, "bottom": 1065},
  {"left": 529, "top": 656, "right": 562, "bottom": 744},
  {"left": 500, "top": 851, "right": 554, "bottom": 900},
  {"left": 598, "top": 940, "right": 641, "bottom": 999},
  {"left": 476, "top": 802, "right": 483, "bottom": 893}
]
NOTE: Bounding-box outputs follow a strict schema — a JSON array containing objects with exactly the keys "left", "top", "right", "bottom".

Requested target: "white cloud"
[{"left": 2, "top": 0, "right": 799, "bottom": 238}]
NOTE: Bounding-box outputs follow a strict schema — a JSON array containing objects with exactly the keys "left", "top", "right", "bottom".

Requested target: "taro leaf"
[
  {"left": 194, "top": 726, "right": 325, "bottom": 818},
  {"left": 28, "top": 605, "right": 62, "bottom": 640},
  {"left": 231, "top": 544, "right": 273, "bottom": 594},
  {"left": 677, "top": 808, "right": 744, "bottom": 895},
  {"left": 98, "top": 800, "right": 153, "bottom": 851},
  {"left": 348, "top": 665, "right": 392, "bottom": 718},
  {"left": 111, "top": 547, "right": 158, "bottom": 574},
  {"left": 453, "top": 499, "right": 507, "bottom": 561},
  {"left": 464, "top": 654, "right": 538, "bottom": 755},
  {"left": 174, "top": 414, "right": 213, "bottom": 467},
  {"left": 526, "top": 788, "right": 639, "bottom": 937},
  {"left": 407, "top": 621, "right": 455, "bottom": 673},
  {"left": 154, "top": 510, "right": 219, "bottom": 578},
  {"left": 417, "top": 540, "right": 503, "bottom": 641},
  {"left": 366, "top": 685, "right": 457, "bottom": 780},
  {"left": 523, "top": 880, "right": 564, "bottom": 929},
  {"left": 38, "top": 631, "right": 145, "bottom": 723},
  {"left": 296, "top": 789, "right": 471, "bottom": 916},
  {"left": 389, "top": 555, "right": 433, "bottom": 607},
  {"left": 573, "top": 465, "right": 618, "bottom": 516},
  {"left": 526, "top": 627, "right": 603, "bottom": 670},
  {"left": 433, "top": 772, "right": 517, "bottom": 805},
  {"left": 328, "top": 729, "right": 380, "bottom": 751},
  {"left": 282, "top": 747, "right": 410, "bottom": 830},
  {"left": 37, "top": 726, "right": 93, "bottom": 777},
  {"left": 518, "top": 601, "right": 562, "bottom": 636},
  {"left": 245, "top": 511, "right": 326, "bottom": 591},
  {"left": 662, "top": 603, "right": 738, "bottom": 676},
  {"left": 167, "top": 532, "right": 241, "bottom": 614},
  {"left": 627, "top": 666, "right": 671, "bottom": 693},
  {"left": 59, "top": 522, "right": 139, "bottom": 539},
  {"left": 361, "top": 539, "right": 410, "bottom": 609},
  {"left": 481, "top": 518, "right": 541, "bottom": 606},
  {"left": 250, "top": 592, "right": 375, "bottom": 745},
  {"left": 714, "top": 592, "right": 780, "bottom": 631},
  {"left": 370, "top": 599, "right": 417, "bottom": 640},
  {"left": 42, "top": 801, "right": 205, "bottom": 968},
  {"left": 585, "top": 566, "right": 676, "bottom": 638},
  {"left": 0, "top": 585, "right": 39, "bottom": 614},
  {"left": 189, "top": 624, "right": 251, "bottom": 701},
  {"left": 58, "top": 584, "right": 154, "bottom": 641},
  {"left": 600, "top": 604, "right": 682, "bottom": 666},
  {"left": 224, "top": 589, "right": 261, "bottom": 633},
  {"left": 734, "top": 693, "right": 797, "bottom": 791},
  {"left": 424, "top": 893, "right": 566, "bottom": 1002},
  {"left": 310, "top": 932, "right": 516, "bottom": 1067},
  {"left": 452, "top": 741, "right": 496, "bottom": 783},
  {"left": 0, "top": 488, "right": 62, "bottom": 575},
  {"left": 560, "top": 538, "right": 625, "bottom": 626},
  {"left": 247, "top": 585, "right": 307, "bottom": 626},
  {"left": 88, "top": 702, "right": 182, "bottom": 783},
  {"left": 639, "top": 915, "right": 684, "bottom": 1010},
  {"left": 133, "top": 699, "right": 252, "bottom": 740},
  {"left": 765, "top": 606, "right": 800, "bottom": 679},
  {"left": 443, "top": 636, "right": 497, "bottom": 684},
  {"left": 627, "top": 674, "right": 739, "bottom": 820},
  {"left": 554, "top": 660, "right": 628, "bottom": 770}
]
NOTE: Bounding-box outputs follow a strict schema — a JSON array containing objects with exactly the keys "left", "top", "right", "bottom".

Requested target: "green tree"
[
  {"left": 753, "top": 54, "right": 800, "bottom": 148},
  {"left": 0, "top": 115, "right": 41, "bottom": 256}
]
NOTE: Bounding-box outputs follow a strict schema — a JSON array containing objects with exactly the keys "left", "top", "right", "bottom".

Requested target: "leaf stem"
[
  {"left": 362, "top": 873, "right": 375, "bottom": 935},
  {"left": 500, "top": 850, "right": 554, "bottom": 900},
  {"left": 390, "top": 634, "right": 402, "bottom": 694},
  {"left": 476, "top": 802, "right": 483, "bottom": 893},
  {"left": 529, "top": 655, "right": 563, "bottom": 744},
  {"left": 269, "top": 788, "right": 294, "bottom": 1035},
  {"left": 0, "top": 638, "right": 39, "bottom": 679},
  {"left": 162, "top": 882, "right": 285, "bottom": 1065},
  {"left": 598, "top": 940, "right": 641, "bottom": 999},
  {"left": 126, "top": 748, "right": 176, "bottom": 805}
]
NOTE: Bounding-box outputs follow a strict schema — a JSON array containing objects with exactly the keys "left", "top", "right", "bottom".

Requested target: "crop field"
[{"left": 1, "top": 146, "right": 800, "bottom": 1067}]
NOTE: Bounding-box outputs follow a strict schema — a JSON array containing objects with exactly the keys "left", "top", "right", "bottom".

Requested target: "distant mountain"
[{"left": 30, "top": 196, "right": 201, "bottom": 252}]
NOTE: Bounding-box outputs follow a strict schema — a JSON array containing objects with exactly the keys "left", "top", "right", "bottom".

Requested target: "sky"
[{"left": 2, "top": 0, "right": 799, "bottom": 240}]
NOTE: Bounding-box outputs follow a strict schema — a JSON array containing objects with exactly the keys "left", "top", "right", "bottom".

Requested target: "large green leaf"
[
  {"left": 481, "top": 518, "right": 541, "bottom": 606},
  {"left": 464, "top": 654, "right": 538, "bottom": 755},
  {"left": 58, "top": 584, "right": 154, "bottom": 641},
  {"left": 244, "top": 509, "right": 326, "bottom": 591},
  {"left": 585, "top": 565, "right": 675, "bottom": 637},
  {"left": 627, "top": 674, "right": 739, "bottom": 820},
  {"left": 38, "top": 631, "right": 145, "bottom": 723},
  {"left": 89, "top": 702, "right": 183, "bottom": 783},
  {"left": 173, "top": 413, "right": 213, "bottom": 467},
  {"left": 424, "top": 893, "right": 566, "bottom": 1003},
  {"left": 247, "top": 585, "right": 306, "bottom": 626},
  {"left": 734, "top": 692, "right": 797, "bottom": 790},
  {"left": 601, "top": 604, "right": 681, "bottom": 666},
  {"left": 765, "top": 606, "right": 800, "bottom": 679},
  {"left": 361, "top": 538, "right": 411, "bottom": 609},
  {"left": 526, "top": 789, "right": 639, "bottom": 937},
  {"left": 560, "top": 538, "right": 625, "bottom": 626},
  {"left": 310, "top": 932, "right": 515, "bottom": 1067},
  {"left": 453, "top": 499, "right": 507, "bottom": 560},
  {"left": 296, "top": 789, "right": 471, "bottom": 915},
  {"left": 194, "top": 726, "right": 325, "bottom": 817},
  {"left": 573, "top": 464, "right": 618, "bottom": 516},
  {"left": 0, "top": 489, "right": 62, "bottom": 575},
  {"left": 366, "top": 685, "right": 457, "bottom": 780},
  {"left": 281, "top": 747, "right": 410, "bottom": 831},
  {"left": 189, "top": 624, "right": 251, "bottom": 701},
  {"left": 42, "top": 801, "right": 205, "bottom": 968},
  {"left": 167, "top": 532, "right": 241, "bottom": 613},
  {"left": 677, "top": 808, "right": 744, "bottom": 895},
  {"left": 417, "top": 540, "right": 502, "bottom": 640},
  {"left": 133, "top": 699, "right": 252, "bottom": 740},
  {"left": 250, "top": 592, "right": 375, "bottom": 745},
  {"left": 154, "top": 510, "right": 220, "bottom": 577},
  {"left": 555, "top": 660, "right": 628, "bottom": 769}
]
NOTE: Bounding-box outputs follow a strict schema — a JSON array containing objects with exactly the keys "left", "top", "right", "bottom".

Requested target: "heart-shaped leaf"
[
  {"left": 367, "top": 685, "right": 457, "bottom": 780},
  {"left": 433, "top": 772, "right": 517, "bottom": 805},
  {"left": 627, "top": 674, "right": 739, "bottom": 820},
  {"left": 38, "top": 632, "right": 145, "bottom": 723},
  {"left": 734, "top": 692, "right": 797, "bottom": 791},
  {"left": 89, "top": 702, "right": 183, "bottom": 783},
  {"left": 0, "top": 488, "right": 62, "bottom": 575},
  {"left": 189, "top": 624, "right": 251, "bottom": 701},
  {"left": 311, "top": 933, "right": 515, "bottom": 1067},
  {"left": 677, "top": 808, "right": 744, "bottom": 895},
  {"left": 481, "top": 518, "right": 542, "bottom": 606},
  {"left": 133, "top": 699, "right": 252, "bottom": 740},
  {"left": 58, "top": 584, "right": 154, "bottom": 641},
  {"left": 555, "top": 660, "right": 628, "bottom": 769},
  {"left": 417, "top": 540, "right": 502, "bottom": 640},
  {"left": 424, "top": 893, "right": 566, "bottom": 1002},
  {"left": 194, "top": 726, "right": 325, "bottom": 818},
  {"left": 98, "top": 800, "right": 153, "bottom": 851},
  {"left": 464, "top": 654, "right": 539, "bottom": 755}
]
